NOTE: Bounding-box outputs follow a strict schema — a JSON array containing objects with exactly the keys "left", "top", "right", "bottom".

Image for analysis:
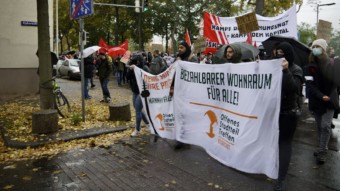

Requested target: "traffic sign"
[{"left": 70, "top": 0, "right": 93, "bottom": 20}]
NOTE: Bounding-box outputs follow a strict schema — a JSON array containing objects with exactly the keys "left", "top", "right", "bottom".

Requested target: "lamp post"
[{"left": 316, "top": 2, "right": 336, "bottom": 27}]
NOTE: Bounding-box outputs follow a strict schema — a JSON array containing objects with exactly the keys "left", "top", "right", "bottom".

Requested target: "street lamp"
[{"left": 316, "top": 2, "right": 336, "bottom": 27}]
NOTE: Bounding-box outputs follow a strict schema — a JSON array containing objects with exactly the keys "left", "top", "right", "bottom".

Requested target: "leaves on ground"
[
  {"left": 3, "top": 185, "right": 14, "bottom": 190},
  {"left": 0, "top": 88, "right": 144, "bottom": 164}
]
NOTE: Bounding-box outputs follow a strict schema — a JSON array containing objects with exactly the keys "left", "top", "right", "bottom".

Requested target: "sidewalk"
[
  {"left": 1, "top": 133, "right": 339, "bottom": 191},
  {"left": 1, "top": 77, "right": 340, "bottom": 191}
]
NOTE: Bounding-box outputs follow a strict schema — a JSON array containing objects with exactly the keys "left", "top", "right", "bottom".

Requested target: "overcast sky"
[{"left": 297, "top": 0, "right": 339, "bottom": 31}]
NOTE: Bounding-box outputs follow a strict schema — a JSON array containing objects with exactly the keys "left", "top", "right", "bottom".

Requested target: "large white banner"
[
  {"left": 203, "top": 5, "right": 297, "bottom": 47},
  {"left": 135, "top": 60, "right": 283, "bottom": 179}
]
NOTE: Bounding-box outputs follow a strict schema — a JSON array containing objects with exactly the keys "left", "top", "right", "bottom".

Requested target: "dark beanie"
[
  {"left": 276, "top": 42, "right": 294, "bottom": 66},
  {"left": 180, "top": 40, "right": 191, "bottom": 51}
]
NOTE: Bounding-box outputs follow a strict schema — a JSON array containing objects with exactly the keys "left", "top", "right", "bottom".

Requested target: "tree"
[
  {"left": 329, "top": 30, "right": 340, "bottom": 57},
  {"left": 298, "top": 22, "right": 316, "bottom": 45},
  {"left": 37, "top": 0, "right": 54, "bottom": 109},
  {"left": 239, "top": 0, "right": 303, "bottom": 16}
]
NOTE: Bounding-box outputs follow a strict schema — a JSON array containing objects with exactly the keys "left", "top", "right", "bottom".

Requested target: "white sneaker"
[
  {"left": 145, "top": 124, "right": 151, "bottom": 132},
  {"left": 131, "top": 129, "right": 140, "bottom": 137}
]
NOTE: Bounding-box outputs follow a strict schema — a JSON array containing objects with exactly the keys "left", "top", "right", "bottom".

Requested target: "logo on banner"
[
  {"left": 205, "top": 110, "right": 217, "bottom": 138},
  {"left": 155, "top": 113, "right": 165, "bottom": 130}
]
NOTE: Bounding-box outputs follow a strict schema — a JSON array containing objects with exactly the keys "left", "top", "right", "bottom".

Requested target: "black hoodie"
[{"left": 276, "top": 42, "right": 304, "bottom": 112}]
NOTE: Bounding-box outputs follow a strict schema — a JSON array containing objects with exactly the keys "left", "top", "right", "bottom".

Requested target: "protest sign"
[
  {"left": 236, "top": 12, "right": 259, "bottom": 34},
  {"left": 317, "top": 19, "right": 332, "bottom": 43}
]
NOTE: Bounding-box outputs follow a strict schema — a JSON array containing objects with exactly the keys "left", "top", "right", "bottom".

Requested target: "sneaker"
[
  {"left": 145, "top": 124, "right": 151, "bottom": 132},
  {"left": 274, "top": 181, "right": 284, "bottom": 191},
  {"left": 131, "top": 130, "right": 140, "bottom": 137},
  {"left": 174, "top": 141, "right": 189, "bottom": 150},
  {"left": 316, "top": 151, "right": 327, "bottom": 164},
  {"left": 106, "top": 98, "right": 111, "bottom": 103},
  {"left": 85, "top": 96, "right": 92, "bottom": 100},
  {"left": 331, "top": 123, "right": 335, "bottom": 129}
]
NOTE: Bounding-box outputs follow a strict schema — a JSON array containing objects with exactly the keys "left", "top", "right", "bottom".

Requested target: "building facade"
[{"left": 0, "top": 0, "right": 54, "bottom": 98}]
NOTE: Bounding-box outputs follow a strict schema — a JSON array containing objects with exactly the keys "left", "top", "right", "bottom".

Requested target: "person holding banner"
[
  {"left": 274, "top": 42, "right": 304, "bottom": 191},
  {"left": 213, "top": 44, "right": 242, "bottom": 64},
  {"left": 171, "top": 40, "right": 198, "bottom": 149},
  {"left": 305, "top": 39, "right": 339, "bottom": 165},
  {"left": 127, "top": 54, "right": 151, "bottom": 137},
  {"left": 176, "top": 40, "right": 198, "bottom": 62}
]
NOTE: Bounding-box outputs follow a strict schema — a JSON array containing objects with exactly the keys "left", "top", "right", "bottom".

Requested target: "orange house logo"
[
  {"left": 155, "top": 113, "right": 165, "bottom": 131},
  {"left": 205, "top": 110, "right": 217, "bottom": 138}
]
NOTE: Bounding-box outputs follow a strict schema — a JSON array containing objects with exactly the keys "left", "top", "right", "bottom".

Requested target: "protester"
[
  {"left": 164, "top": 54, "right": 175, "bottom": 67},
  {"left": 213, "top": 44, "right": 242, "bottom": 64},
  {"left": 171, "top": 40, "right": 198, "bottom": 149},
  {"left": 83, "top": 55, "right": 95, "bottom": 99},
  {"left": 115, "top": 57, "right": 125, "bottom": 86},
  {"left": 149, "top": 50, "right": 167, "bottom": 75},
  {"left": 97, "top": 52, "right": 113, "bottom": 103},
  {"left": 304, "top": 39, "right": 339, "bottom": 165},
  {"left": 271, "top": 42, "right": 304, "bottom": 191},
  {"left": 200, "top": 52, "right": 213, "bottom": 64},
  {"left": 126, "top": 54, "right": 150, "bottom": 137}
]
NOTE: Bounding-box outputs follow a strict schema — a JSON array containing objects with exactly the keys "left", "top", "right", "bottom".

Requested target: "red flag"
[
  {"left": 185, "top": 29, "right": 191, "bottom": 46},
  {"left": 107, "top": 47, "right": 127, "bottom": 58},
  {"left": 119, "top": 40, "right": 129, "bottom": 50},
  {"left": 246, "top": 32, "right": 252, "bottom": 45},
  {"left": 203, "top": 11, "right": 229, "bottom": 45},
  {"left": 253, "top": 41, "right": 257, "bottom": 48},
  {"left": 98, "top": 37, "right": 112, "bottom": 53}
]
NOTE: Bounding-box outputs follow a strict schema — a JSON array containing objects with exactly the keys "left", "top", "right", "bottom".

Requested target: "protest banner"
[
  {"left": 203, "top": 5, "right": 297, "bottom": 53},
  {"left": 134, "top": 60, "right": 283, "bottom": 179}
]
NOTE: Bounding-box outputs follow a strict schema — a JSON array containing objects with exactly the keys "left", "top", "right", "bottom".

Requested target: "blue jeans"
[
  {"left": 100, "top": 78, "right": 110, "bottom": 100},
  {"left": 132, "top": 92, "right": 149, "bottom": 131},
  {"left": 84, "top": 77, "right": 91, "bottom": 98},
  {"left": 116, "top": 71, "right": 123, "bottom": 85}
]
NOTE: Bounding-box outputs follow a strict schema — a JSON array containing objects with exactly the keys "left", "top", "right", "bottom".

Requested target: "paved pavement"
[{"left": 1, "top": 77, "right": 340, "bottom": 191}]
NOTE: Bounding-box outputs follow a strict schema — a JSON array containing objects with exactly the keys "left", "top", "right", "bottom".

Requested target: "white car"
[{"left": 58, "top": 59, "right": 81, "bottom": 80}]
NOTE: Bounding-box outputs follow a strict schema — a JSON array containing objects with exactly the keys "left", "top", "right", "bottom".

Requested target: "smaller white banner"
[{"left": 134, "top": 65, "right": 177, "bottom": 140}]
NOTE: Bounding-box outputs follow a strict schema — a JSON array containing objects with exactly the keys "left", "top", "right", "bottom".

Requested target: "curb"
[{"left": 0, "top": 126, "right": 127, "bottom": 149}]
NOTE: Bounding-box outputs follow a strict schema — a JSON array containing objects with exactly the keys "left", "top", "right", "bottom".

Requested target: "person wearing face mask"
[
  {"left": 272, "top": 42, "right": 304, "bottom": 191},
  {"left": 305, "top": 39, "right": 339, "bottom": 165}
]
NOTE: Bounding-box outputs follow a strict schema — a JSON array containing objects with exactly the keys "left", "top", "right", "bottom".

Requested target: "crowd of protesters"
[{"left": 57, "top": 37, "right": 338, "bottom": 191}]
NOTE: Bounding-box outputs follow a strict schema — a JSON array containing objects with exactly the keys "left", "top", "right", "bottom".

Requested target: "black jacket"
[
  {"left": 281, "top": 63, "right": 304, "bottom": 111},
  {"left": 276, "top": 42, "right": 304, "bottom": 112},
  {"left": 97, "top": 56, "right": 112, "bottom": 80},
  {"left": 305, "top": 54, "right": 339, "bottom": 114},
  {"left": 84, "top": 57, "right": 95, "bottom": 78},
  {"left": 126, "top": 64, "right": 150, "bottom": 94}
]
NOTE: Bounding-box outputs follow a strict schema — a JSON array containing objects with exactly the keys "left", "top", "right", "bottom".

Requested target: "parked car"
[
  {"left": 58, "top": 59, "right": 81, "bottom": 80},
  {"left": 53, "top": 60, "right": 63, "bottom": 76}
]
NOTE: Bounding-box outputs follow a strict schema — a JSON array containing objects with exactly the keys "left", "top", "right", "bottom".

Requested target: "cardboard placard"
[
  {"left": 236, "top": 12, "right": 259, "bottom": 34},
  {"left": 317, "top": 19, "right": 332, "bottom": 43},
  {"left": 120, "top": 50, "right": 131, "bottom": 64}
]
